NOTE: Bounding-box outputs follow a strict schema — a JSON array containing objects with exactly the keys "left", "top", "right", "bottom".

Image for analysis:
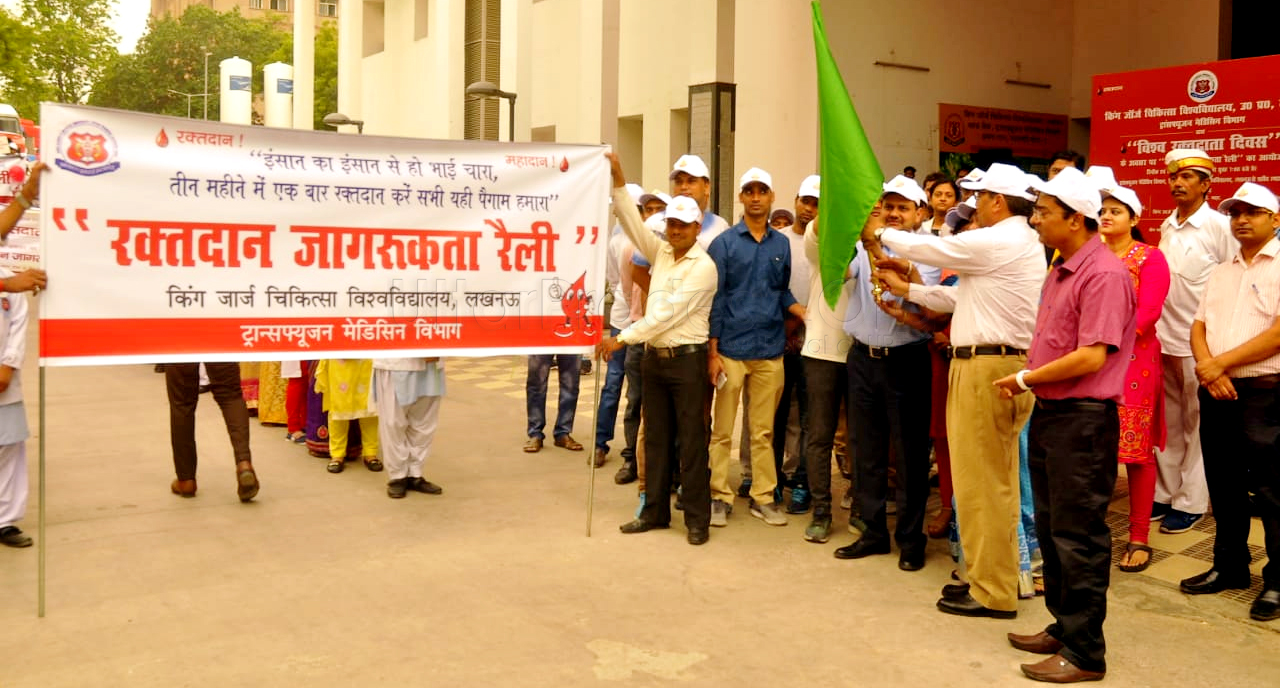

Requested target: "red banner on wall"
[
  {"left": 938, "top": 103, "right": 1068, "bottom": 158},
  {"left": 1090, "top": 54, "right": 1280, "bottom": 236}
]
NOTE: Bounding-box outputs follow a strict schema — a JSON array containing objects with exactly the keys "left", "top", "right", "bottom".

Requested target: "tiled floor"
[{"left": 451, "top": 355, "right": 1270, "bottom": 608}]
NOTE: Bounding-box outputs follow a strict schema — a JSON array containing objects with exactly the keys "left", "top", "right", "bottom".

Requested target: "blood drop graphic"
[
  {"left": 156, "top": 129, "right": 169, "bottom": 147},
  {"left": 559, "top": 157, "right": 569, "bottom": 172}
]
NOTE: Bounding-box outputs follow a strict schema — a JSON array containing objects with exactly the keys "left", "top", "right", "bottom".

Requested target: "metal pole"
[
  {"left": 507, "top": 95, "right": 516, "bottom": 142},
  {"left": 203, "top": 52, "right": 211, "bottom": 120},
  {"left": 37, "top": 364, "right": 45, "bottom": 617},
  {"left": 586, "top": 350, "right": 602, "bottom": 536}
]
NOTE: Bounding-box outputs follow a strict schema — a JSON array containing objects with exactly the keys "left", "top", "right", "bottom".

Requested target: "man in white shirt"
[
  {"left": 1154, "top": 149, "right": 1237, "bottom": 534},
  {"left": 875, "top": 163, "right": 1046, "bottom": 617},
  {"left": 599, "top": 154, "right": 718, "bottom": 546}
]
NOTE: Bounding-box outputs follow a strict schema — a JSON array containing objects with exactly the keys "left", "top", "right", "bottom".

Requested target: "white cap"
[
  {"left": 944, "top": 195, "right": 978, "bottom": 231},
  {"left": 664, "top": 195, "right": 702, "bottom": 223},
  {"left": 958, "top": 163, "right": 1035, "bottom": 201},
  {"left": 1218, "top": 182, "right": 1280, "bottom": 214},
  {"left": 881, "top": 174, "right": 928, "bottom": 206},
  {"left": 1085, "top": 165, "right": 1143, "bottom": 217},
  {"left": 625, "top": 183, "right": 645, "bottom": 206},
  {"left": 638, "top": 189, "right": 672, "bottom": 207},
  {"left": 1030, "top": 167, "right": 1101, "bottom": 221},
  {"left": 643, "top": 212, "right": 667, "bottom": 236},
  {"left": 797, "top": 174, "right": 821, "bottom": 199},
  {"left": 739, "top": 167, "right": 773, "bottom": 192},
  {"left": 669, "top": 154, "right": 710, "bottom": 180},
  {"left": 958, "top": 168, "right": 985, "bottom": 186},
  {"left": 1165, "top": 148, "right": 1215, "bottom": 177}
]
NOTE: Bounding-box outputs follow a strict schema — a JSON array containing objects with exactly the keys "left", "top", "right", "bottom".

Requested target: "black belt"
[
  {"left": 949, "top": 344, "right": 1026, "bottom": 359},
  {"left": 645, "top": 343, "right": 707, "bottom": 359},
  {"left": 851, "top": 339, "right": 925, "bottom": 360},
  {"left": 1034, "top": 398, "right": 1116, "bottom": 412},
  {"left": 1231, "top": 373, "right": 1280, "bottom": 390}
]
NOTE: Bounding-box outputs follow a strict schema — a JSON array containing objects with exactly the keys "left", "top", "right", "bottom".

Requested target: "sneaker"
[
  {"left": 750, "top": 501, "right": 788, "bottom": 526},
  {"left": 787, "top": 487, "right": 811, "bottom": 514},
  {"left": 737, "top": 478, "right": 752, "bottom": 498},
  {"left": 848, "top": 515, "right": 867, "bottom": 535},
  {"left": 674, "top": 485, "right": 684, "bottom": 511},
  {"left": 710, "top": 499, "right": 731, "bottom": 527},
  {"left": 284, "top": 431, "right": 306, "bottom": 443},
  {"left": 1160, "top": 510, "right": 1203, "bottom": 534},
  {"left": 840, "top": 489, "right": 854, "bottom": 511},
  {"left": 1151, "top": 502, "right": 1172, "bottom": 521},
  {"left": 804, "top": 513, "right": 833, "bottom": 543}
]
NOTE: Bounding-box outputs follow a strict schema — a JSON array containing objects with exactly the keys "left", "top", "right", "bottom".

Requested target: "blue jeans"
[
  {"left": 526, "top": 354, "right": 581, "bottom": 439},
  {"left": 594, "top": 328, "right": 628, "bottom": 452}
]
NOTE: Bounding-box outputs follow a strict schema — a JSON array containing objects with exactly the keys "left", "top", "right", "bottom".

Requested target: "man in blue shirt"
[
  {"left": 707, "top": 168, "right": 807, "bottom": 527},
  {"left": 833, "top": 175, "right": 940, "bottom": 572}
]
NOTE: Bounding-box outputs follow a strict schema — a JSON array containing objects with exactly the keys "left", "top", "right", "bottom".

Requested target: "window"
[
  {"left": 319, "top": 1, "right": 337, "bottom": 17},
  {"left": 248, "top": 0, "right": 262, "bottom": 8},
  {"left": 269, "top": 0, "right": 289, "bottom": 11}
]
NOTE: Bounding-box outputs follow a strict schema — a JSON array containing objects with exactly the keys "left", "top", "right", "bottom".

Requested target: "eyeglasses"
[{"left": 1227, "top": 207, "right": 1275, "bottom": 220}]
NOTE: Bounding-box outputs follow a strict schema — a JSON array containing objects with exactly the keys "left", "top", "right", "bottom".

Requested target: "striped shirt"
[{"left": 1194, "top": 236, "right": 1280, "bottom": 377}]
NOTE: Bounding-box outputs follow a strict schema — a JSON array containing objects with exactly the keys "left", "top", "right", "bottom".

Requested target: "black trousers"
[
  {"left": 1028, "top": 399, "right": 1118, "bottom": 674},
  {"left": 622, "top": 343, "right": 645, "bottom": 463},
  {"left": 166, "top": 362, "right": 253, "bottom": 480},
  {"left": 803, "top": 357, "right": 847, "bottom": 516},
  {"left": 1200, "top": 381, "right": 1280, "bottom": 587},
  {"left": 639, "top": 348, "right": 711, "bottom": 531},
  {"left": 772, "top": 350, "right": 809, "bottom": 489},
  {"left": 846, "top": 340, "right": 931, "bottom": 554}
]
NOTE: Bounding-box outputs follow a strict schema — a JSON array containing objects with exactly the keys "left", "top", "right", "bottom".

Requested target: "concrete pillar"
[
  {"left": 292, "top": 0, "right": 316, "bottom": 129},
  {"left": 336, "top": 0, "right": 363, "bottom": 126}
]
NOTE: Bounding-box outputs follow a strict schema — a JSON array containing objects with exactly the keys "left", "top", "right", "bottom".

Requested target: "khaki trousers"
[
  {"left": 710, "top": 355, "right": 784, "bottom": 506},
  {"left": 948, "top": 355, "right": 1032, "bottom": 612}
]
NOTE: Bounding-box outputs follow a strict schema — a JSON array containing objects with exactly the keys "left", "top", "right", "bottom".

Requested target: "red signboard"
[
  {"left": 1090, "top": 54, "right": 1280, "bottom": 236},
  {"left": 938, "top": 103, "right": 1068, "bottom": 159}
]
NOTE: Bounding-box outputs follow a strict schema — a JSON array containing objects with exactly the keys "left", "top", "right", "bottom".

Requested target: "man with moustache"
[
  {"left": 1154, "top": 149, "right": 1236, "bottom": 534},
  {"left": 600, "top": 153, "right": 717, "bottom": 546},
  {"left": 833, "top": 175, "right": 940, "bottom": 570}
]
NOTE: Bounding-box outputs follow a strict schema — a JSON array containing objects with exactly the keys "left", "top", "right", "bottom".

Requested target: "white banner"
[{"left": 38, "top": 104, "right": 610, "bottom": 366}]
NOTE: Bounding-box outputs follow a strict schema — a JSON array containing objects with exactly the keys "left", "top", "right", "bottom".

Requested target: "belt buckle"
[{"left": 868, "top": 344, "right": 885, "bottom": 359}]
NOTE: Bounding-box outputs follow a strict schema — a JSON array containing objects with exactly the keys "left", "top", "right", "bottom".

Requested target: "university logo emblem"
[
  {"left": 1187, "top": 69, "right": 1218, "bottom": 103},
  {"left": 943, "top": 114, "right": 966, "bottom": 148},
  {"left": 56, "top": 120, "right": 121, "bottom": 177}
]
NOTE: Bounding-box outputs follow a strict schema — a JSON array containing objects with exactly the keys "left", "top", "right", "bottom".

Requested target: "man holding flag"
[{"left": 872, "top": 163, "right": 1046, "bottom": 618}]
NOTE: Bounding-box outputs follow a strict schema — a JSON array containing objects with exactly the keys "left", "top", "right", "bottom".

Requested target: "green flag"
[{"left": 812, "top": 1, "right": 883, "bottom": 308}]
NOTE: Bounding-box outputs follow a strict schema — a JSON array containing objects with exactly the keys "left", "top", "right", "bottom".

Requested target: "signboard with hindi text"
[
  {"left": 38, "top": 104, "right": 609, "bottom": 366},
  {"left": 1090, "top": 54, "right": 1280, "bottom": 236}
]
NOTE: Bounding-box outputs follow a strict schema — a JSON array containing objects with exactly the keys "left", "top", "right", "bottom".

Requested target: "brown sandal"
[
  {"left": 1118, "top": 542, "right": 1152, "bottom": 573},
  {"left": 926, "top": 507, "right": 953, "bottom": 538}
]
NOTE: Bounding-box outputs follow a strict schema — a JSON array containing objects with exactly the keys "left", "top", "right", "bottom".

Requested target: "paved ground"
[{"left": 2, "top": 333, "right": 1278, "bottom": 687}]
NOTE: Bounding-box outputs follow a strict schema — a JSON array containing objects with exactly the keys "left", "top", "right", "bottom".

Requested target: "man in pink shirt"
[{"left": 994, "top": 168, "right": 1135, "bottom": 684}]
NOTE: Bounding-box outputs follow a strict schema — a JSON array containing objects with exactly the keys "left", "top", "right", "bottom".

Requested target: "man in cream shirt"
[{"left": 598, "top": 153, "right": 718, "bottom": 546}]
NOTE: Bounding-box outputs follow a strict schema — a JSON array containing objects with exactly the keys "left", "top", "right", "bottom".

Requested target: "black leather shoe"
[
  {"left": 0, "top": 525, "right": 32, "bottom": 548},
  {"left": 619, "top": 519, "right": 669, "bottom": 534},
  {"left": 614, "top": 461, "right": 637, "bottom": 485},
  {"left": 942, "top": 582, "right": 971, "bottom": 600},
  {"left": 1250, "top": 589, "right": 1280, "bottom": 621},
  {"left": 898, "top": 549, "right": 925, "bottom": 571},
  {"left": 687, "top": 528, "right": 709, "bottom": 545},
  {"left": 406, "top": 477, "right": 443, "bottom": 495},
  {"left": 936, "top": 592, "right": 1017, "bottom": 619},
  {"left": 833, "top": 537, "right": 890, "bottom": 559},
  {"left": 1180, "top": 569, "right": 1251, "bottom": 595}
]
